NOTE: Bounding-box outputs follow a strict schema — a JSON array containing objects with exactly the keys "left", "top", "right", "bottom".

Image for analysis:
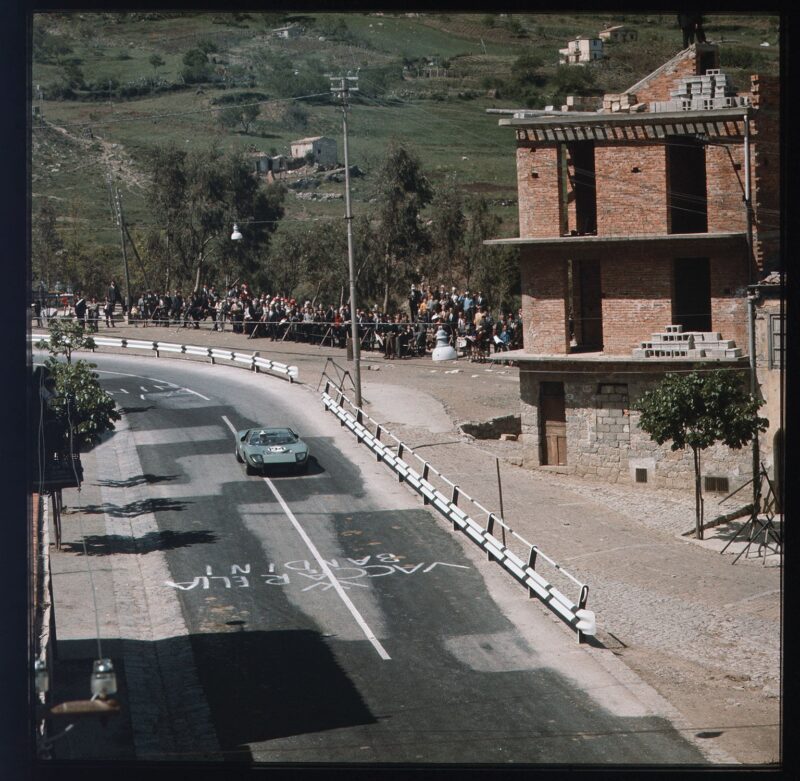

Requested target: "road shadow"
[
  {"left": 118, "top": 405, "right": 155, "bottom": 414},
  {"left": 188, "top": 628, "right": 377, "bottom": 758},
  {"left": 80, "top": 498, "right": 192, "bottom": 517},
  {"left": 50, "top": 630, "right": 377, "bottom": 762},
  {"left": 61, "top": 529, "right": 218, "bottom": 555},
  {"left": 98, "top": 473, "right": 181, "bottom": 488}
]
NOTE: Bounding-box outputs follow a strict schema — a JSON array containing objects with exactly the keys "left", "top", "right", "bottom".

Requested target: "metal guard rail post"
[
  {"left": 32, "top": 334, "right": 298, "bottom": 382},
  {"left": 321, "top": 383, "right": 596, "bottom": 642}
]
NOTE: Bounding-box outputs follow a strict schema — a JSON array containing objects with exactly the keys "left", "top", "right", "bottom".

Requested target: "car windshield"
[{"left": 249, "top": 430, "right": 296, "bottom": 446}]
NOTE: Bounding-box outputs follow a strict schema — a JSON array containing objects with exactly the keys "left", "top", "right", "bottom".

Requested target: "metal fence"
[
  {"left": 321, "top": 381, "right": 596, "bottom": 642},
  {"left": 32, "top": 334, "right": 299, "bottom": 382}
]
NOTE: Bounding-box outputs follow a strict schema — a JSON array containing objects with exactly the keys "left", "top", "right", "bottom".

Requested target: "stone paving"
[{"left": 34, "top": 320, "right": 783, "bottom": 764}]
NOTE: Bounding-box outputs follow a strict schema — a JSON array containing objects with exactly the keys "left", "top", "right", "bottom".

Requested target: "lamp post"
[{"left": 331, "top": 73, "right": 362, "bottom": 408}]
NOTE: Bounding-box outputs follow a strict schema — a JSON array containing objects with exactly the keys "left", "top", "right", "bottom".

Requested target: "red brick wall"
[
  {"left": 601, "top": 251, "right": 673, "bottom": 353},
  {"left": 710, "top": 253, "right": 749, "bottom": 348},
  {"left": 595, "top": 145, "right": 668, "bottom": 234},
  {"left": 520, "top": 248, "right": 570, "bottom": 354},
  {"left": 751, "top": 74, "right": 780, "bottom": 273},
  {"left": 706, "top": 143, "right": 748, "bottom": 233},
  {"left": 517, "top": 143, "right": 562, "bottom": 237},
  {"left": 626, "top": 46, "right": 717, "bottom": 105}
]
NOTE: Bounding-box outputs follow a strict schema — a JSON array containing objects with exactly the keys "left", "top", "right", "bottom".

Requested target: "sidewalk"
[{"left": 36, "top": 320, "right": 782, "bottom": 764}]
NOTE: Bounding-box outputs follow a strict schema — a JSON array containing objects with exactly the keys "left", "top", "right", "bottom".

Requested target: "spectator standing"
[
  {"left": 408, "top": 284, "right": 422, "bottom": 322},
  {"left": 73, "top": 292, "right": 87, "bottom": 327},
  {"left": 103, "top": 297, "right": 115, "bottom": 327},
  {"left": 107, "top": 280, "right": 123, "bottom": 316}
]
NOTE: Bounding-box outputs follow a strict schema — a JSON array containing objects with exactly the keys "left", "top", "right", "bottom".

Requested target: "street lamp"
[{"left": 231, "top": 223, "right": 243, "bottom": 242}]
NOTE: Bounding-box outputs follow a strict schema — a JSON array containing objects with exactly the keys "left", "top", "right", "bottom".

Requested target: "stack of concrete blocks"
[
  {"left": 602, "top": 92, "right": 643, "bottom": 112},
  {"left": 561, "top": 94, "right": 603, "bottom": 112},
  {"left": 632, "top": 324, "right": 743, "bottom": 358},
  {"left": 649, "top": 69, "right": 752, "bottom": 112}
]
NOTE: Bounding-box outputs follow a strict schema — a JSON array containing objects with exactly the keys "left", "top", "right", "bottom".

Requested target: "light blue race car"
[{"left": 235, "top": 427, "right": 310, "bottom": 475}]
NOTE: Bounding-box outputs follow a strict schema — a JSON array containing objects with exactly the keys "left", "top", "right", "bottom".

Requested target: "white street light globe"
[{"left": 231, "top": 223, "right": 243, "bottom": 241}]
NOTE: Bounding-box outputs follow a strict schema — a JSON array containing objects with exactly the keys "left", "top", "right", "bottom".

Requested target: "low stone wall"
[{"left": 460, "top": 414, "right": 521, "bottom": 440}]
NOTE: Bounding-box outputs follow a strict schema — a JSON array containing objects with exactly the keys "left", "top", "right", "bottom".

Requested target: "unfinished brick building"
[{"left": 487, "top": 44, "right": 781, "bottom": 493}]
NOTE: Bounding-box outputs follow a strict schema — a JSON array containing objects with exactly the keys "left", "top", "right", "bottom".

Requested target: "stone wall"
[{"left": 519, "top": 367, "right": 754, "bottom": 491}]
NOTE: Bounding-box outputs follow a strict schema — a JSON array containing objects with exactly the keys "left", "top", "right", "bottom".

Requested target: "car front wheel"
[
  {"left": 245, "top": 463, "right": 257, "bottom": 476},
  {"left": 235, "top": 448, "right": 243, "bottom": 463}
]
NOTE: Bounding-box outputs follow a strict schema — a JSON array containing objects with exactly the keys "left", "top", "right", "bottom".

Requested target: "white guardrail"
[
  {"left": 322, "top": 382, "right": 596, "bottom": 643},
  {"left": 32, "top": 334, "right": 299, "bottom": 382}
]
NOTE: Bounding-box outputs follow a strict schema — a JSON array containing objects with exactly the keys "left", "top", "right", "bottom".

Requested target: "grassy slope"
[{"left": 32, "top": 11, "right": 780, "bottom": 254}]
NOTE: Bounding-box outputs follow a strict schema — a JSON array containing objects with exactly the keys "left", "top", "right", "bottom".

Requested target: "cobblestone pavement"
[{"left": 34, "top": 321, "right": 782, "bottom": 764}]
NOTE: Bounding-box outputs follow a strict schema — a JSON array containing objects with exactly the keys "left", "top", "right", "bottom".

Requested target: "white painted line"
[
  {"left": 184, "top": 387, "right": 211, "bottom": 401},
  {"left": 223, "top": 413, "right": 390, "bottom": 660},
  {"left": 264, "top": 477, "right": 391, "bottom": 661},
  {"left": 119, "top": 388, "right": 129, "bottom": 394},
  {"left": 93, "top": 368, "right": 179, "bottom": 387},
  {"left": 140, "top": 394, "right": 146, "bottom": 400},
  {"left": 140, "top": 386, "right": 149, "bottom": 392}
]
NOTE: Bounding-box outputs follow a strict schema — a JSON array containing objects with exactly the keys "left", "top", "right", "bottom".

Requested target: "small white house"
[
  {"left": 290, "top": 136, "right": 338, "bottom": 167},
  {"left": 599, "top": 25, "right": 638, "bottom": 43},
  {"left": 273, "top": 25, "right": 301, "bottom": 39},
  {"left": 559, "top": 36, "right": 604, "bottom": 65}
]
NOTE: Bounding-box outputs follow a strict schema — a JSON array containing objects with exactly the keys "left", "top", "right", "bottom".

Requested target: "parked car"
[{"left": 235, "top": 427, "right": 310, "bottom": 475}]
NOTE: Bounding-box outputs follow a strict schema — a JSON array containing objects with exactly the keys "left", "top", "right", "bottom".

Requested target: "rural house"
[
  {"left": 599, "top": 25, "right": 638, "bottom": 44},
  {"left": 290, "top": 136, "right": 338, "bottom": 167},
  {"left": 486, "top": 43, "right": 782, "bottom": 496},
  {"left": 559, "top": 36, "right": 604, "bottom": 65}
]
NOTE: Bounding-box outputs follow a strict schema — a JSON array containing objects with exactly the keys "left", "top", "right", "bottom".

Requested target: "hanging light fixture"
[
  {"left": 231, "top": 223, "right": 243, "bottom": 241},
  {"left": 90, "top": 658, "right": 117, "bottom": 699}
]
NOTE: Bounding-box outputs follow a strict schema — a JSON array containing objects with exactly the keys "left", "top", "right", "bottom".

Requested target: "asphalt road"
[{"left": 80, "top": 353, "right": 710, "bottom": 765}]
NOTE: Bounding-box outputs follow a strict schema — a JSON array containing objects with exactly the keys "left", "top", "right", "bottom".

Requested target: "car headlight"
[
  {"left": 251, "top": 454, "right": 263, "bottom": 463},
  {"left": 295, "top": 451, "right": 307, "bottom": 462}
]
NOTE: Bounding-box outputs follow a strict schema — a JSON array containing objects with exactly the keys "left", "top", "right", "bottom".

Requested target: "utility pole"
[
  {"left": 109, "top": 179, "right": 132, "bottom": 321},
  {"left": 330, "top": 73, "right": 362, "bottom": 408}
]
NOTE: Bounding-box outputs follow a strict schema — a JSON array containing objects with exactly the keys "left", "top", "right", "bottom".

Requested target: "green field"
[{"left": 32, "top": 11, "right": 780, "bottom": 283}]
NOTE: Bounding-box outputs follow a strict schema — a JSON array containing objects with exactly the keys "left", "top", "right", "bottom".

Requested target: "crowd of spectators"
[{"left": 58, "top": 280, "right": 524, "bottom": 361}]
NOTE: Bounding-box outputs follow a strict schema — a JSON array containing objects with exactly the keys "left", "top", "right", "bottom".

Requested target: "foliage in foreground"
[
  {"left": 635, "top": 369, "right": 768, "bottom": 539},
  {"left": 36, "top": 320, "right": 120, "bottom": 448}
]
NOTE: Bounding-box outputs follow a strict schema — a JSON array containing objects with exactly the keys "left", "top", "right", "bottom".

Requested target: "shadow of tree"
[
  {"left": 98, "top": 473, "right": 180, "bottom": 488},
  {"left": 80, "top": 498, "right": 192, "bottom": 517},
  {"left": 119, "top": 405, "right": 155, "bottom": 414},
  {"left": 62, "top": 529, "right": 218, "bottom": 555}
]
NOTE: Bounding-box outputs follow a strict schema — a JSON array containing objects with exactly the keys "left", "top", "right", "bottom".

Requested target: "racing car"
[{"left": 235, "top": 427, "right": 310, "bottom": 475}]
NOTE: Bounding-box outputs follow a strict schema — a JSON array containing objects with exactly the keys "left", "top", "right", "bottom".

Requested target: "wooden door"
[{"left": 541, "top": 382, "right": 567, "bottom": 466}]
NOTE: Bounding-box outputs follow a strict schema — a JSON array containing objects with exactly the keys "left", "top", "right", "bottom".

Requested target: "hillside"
[{"left": 31, "top": 11, "right": 780, "bottom": 285}]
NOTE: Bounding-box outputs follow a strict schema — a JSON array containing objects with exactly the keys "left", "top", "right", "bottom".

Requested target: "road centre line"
[
  {"left": 263, "top": 476, "right": 392, "bottom": 661},
  {"left": 184, "top": 387, "right": 211, "bottom": 401},
  {"left": 221, "top": 415, "right": 391, "bottom": 660}
]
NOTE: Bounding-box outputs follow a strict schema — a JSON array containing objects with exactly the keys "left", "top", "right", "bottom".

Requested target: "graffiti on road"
[{"left": 165, "top": 553, "right": 470, "bottom": 592}]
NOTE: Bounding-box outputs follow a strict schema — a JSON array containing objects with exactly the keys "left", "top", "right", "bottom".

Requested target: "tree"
[
  {"left": 149, "top": 53, "right": 165, "bottom": 89},
  {"left": 634, "top": 369, "right": 768, "bottom": 539},
  {"left": 218, "top": 101, "right": 260, "bottom": 134},
  {"left": 374, "top": 141, "right": 433, "bottom": 311},
  {"left": 35, "top": 320, "right": 120, "bottom": 449},
  {"left": 31, "top": 200, "right": 64, "bottom": 289},
  {"left": 144, "top": 145, "right": 285, "bottom": 292},
  {"left": 428, "top": 176, "right": 465, "bottom": 286},
  {"left": 35, "top": 317, "right": 95, "bottom": 364},
  {"left": 181, "top": 47, "right": 212, "bottom": 84}
]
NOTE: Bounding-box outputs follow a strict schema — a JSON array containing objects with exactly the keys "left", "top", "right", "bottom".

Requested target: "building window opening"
[
  {"left": 673, "top": 257, "right": 711, "bottom": 332},
  {"left": 704, "top": 476, "right": 730, "bottom": 493},
  {"left": 568, "top": 141, "right": 597, "bottom": 235},
  {"left": 667, "top": 136, "right": 707, "bottom": 234},
  {"left": 571, "top": 259, "right": 603, "bottom": 351},
  {"left": 635, "top": 468, "right": 648, "bottom": 483}
]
